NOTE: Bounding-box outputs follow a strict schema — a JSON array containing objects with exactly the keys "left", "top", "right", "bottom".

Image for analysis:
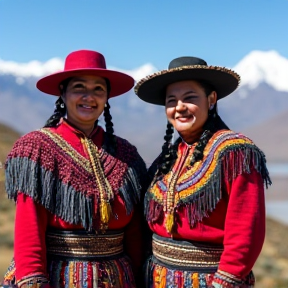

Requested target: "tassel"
[
  {"left": 165, "top": 213, "right": 174, "bottom": 233},
  {"left": 100, "top": 201, "right": 112, "bottom": 224}
]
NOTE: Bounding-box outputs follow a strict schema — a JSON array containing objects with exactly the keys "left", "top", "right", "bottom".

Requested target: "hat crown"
[
  {"left": 168, "top": 57, "right": 207, "bottom": 69},
  {"left": 64, "top": 50, "right": 107, "bottom": 71}
]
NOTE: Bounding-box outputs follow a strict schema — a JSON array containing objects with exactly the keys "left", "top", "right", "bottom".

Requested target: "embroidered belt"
[
  {"left": 46, "top": 229, "right": 124, "bottom": 260},
  {"left": 152, "top": 234, "right": 223, "bottom": 271}
]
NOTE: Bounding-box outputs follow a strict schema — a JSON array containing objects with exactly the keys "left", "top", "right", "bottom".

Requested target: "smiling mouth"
[
  {"left": 78, "top": 104, "right": 96, "bottom": 109},
  {"left": 176, "top": 115, "right": 192, "bottom": 121}
]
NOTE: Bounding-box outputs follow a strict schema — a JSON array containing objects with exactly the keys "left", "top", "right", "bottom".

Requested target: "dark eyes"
[
  {"left": 94, "top": 86, "right": 105, "bottom": 91},
  {"left": 166, "top": 95, "right": 197, "bottom": 104},
  {"left": 72, "top": 84, "right": 105, "bottom": 92}
]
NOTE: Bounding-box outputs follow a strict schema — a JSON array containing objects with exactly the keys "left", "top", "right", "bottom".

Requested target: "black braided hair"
[
  {"left": 43, "top": 97, "right": 67, "bottom": 128},
  {"left": 101, "top": 79, "right": 117, "bottom": 156},
  {"left": 157, "top": 122, "right": 178, "bottom": 175},
  {"left": 43, "top": 77, "right": 72, "bottom": 128}
]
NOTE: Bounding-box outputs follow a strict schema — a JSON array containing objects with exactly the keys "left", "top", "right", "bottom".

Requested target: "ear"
[
  {"left": 60, "top": 86, "right": 66, "bottom": 104},
  {"left": 208, "top": 91, "right": 217, "bottom": 107}
]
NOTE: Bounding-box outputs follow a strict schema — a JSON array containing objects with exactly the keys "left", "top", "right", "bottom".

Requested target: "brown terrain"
[
  {"left": 0, "top": 122, "right": 288, "bottom": 287},
  {"left": 243, "top": 109, "right": 288, "bottom": 163}
]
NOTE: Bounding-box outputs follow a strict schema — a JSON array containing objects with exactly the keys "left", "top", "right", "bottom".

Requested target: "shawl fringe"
[{"left": 5, "top": 157, "right": 94, "bottom": 230}]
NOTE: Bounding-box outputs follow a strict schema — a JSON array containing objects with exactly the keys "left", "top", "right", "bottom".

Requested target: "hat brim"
[
  {"left": 36, "top": 68, "right": 135, "bottom": 97},
  {"left": 135, "top": 65, "right": 240, "bottom": 105}
]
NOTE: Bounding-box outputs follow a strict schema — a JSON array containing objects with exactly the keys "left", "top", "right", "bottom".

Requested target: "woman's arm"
[
  {"left": 212, "top": 168, "right": 265, "bottom": 287},
  {"left": 14, "top": 193, "right": 49, "bottom": 284}
]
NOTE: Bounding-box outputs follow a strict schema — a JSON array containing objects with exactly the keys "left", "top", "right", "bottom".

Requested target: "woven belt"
[
  {"left": 152, "top": 234, "right": 223, "bottom": 270},
  {"left": 46, "top": 229, "right": 124, "bottom": 260}
]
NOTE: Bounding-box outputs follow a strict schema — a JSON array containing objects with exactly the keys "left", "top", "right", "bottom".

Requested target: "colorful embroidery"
[
  {"left": 146, "top": 257, "right": 255, "bottom": 288},
  {"left": 145, "top": 130, "right": 271, "bottom": 233},
  {"left": 48, "top": 257, "right": 136, "bottom": 288}
]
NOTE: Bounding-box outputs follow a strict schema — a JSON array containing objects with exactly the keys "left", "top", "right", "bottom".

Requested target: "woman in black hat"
[
  {"left": 2, "top": 50, "right": 147, "bottom": 288},
  {"left": 135, "top": 57, "right": 271, "bottom": 288}
]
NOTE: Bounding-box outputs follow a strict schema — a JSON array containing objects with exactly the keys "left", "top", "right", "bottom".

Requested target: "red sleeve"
[
  {"left": 14, "top": 193, "right": 49, "bottom": 281},
  {"left": 215, "top": 168, "right": 265, "bottom": 282}
]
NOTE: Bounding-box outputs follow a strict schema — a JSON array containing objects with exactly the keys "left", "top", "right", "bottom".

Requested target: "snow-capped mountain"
[
  {"left": 0, "top": 50, "right": 287, "bottom": 163},
  {"left": 234, "top": 50, "right": 288, "bottom": 92}
]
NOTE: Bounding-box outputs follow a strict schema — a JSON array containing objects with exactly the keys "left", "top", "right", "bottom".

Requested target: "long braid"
[
  {"left": 157, "top": 122, "right": 179, "bottom": 175},
  {"left": 102, "top": 101, "right": 116, "bottom": 156},
  {"left": 43, "top": 97, "right": 66, "bottom": 128},
  {"left": 43, "top": 77, "right": 72, "bottom": 128}
]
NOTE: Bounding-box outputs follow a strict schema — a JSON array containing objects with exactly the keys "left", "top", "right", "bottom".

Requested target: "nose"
[
  {"left": 175, "top": 100, "right": 186, "bottom": 111},
  {"left": 82, "top": 90, "right": 95, "bottom": 100}
]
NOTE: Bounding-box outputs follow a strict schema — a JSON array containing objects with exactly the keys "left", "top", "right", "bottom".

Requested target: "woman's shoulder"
[
  {"left": 210, "top": 129, "right": 258, "bottom": 148},
  {"left": 113, "top": 133, "right": 147, "bottom": 168},
  {"left": 7, "top": 128, "right": 53, "bottom": 157},
  {"left": 113, "top": 134, "right": 140, "bottom": 156}
]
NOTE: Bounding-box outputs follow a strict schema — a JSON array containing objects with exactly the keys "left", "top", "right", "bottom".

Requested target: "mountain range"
[{"left": 0, "top": 50, "right": 288, "bottom": 163}]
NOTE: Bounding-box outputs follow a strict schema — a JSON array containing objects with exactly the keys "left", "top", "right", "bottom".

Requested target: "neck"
[
  {"left": 179, "top": 129, "right": 203, "bottom": 145},
  {"left": 65, "top": 119, "right": 96, "bottom": 137}
]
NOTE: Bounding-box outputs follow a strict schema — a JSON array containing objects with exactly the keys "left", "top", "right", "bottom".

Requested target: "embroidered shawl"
[
  {"left": 5, "top": 128, "right": 147, "bottom": 230},
  {"left": 145, "top": 129, "right": 271, "bottom": 230}
]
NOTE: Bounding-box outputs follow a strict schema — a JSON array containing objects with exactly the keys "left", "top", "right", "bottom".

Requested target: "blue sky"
[{"left": 0, "top": 0, "right": 287, "bottom": 70}]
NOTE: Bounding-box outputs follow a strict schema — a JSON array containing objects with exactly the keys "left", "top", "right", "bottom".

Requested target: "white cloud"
[
  {"left": 0, "top": 57, "right": 63, "bottom": 77},
  {"left": 0, "top": 57, "right": 157, "bottom": 81}
]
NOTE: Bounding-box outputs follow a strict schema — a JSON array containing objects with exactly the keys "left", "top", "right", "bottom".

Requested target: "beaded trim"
[
  {"left": 212, "top": 270, "right": 255, "bottom": 288},
  {"left": 40, "top": 128, "right": 94, "bottom": 173},
  {"left": 17, "top": 275, "right": 49, "bottom": 288},
  {"left": 152, "top": 234, "right": 223, "bottom": 270},
  {"left": 46, "top": 230, "right": 124, "bottom": 259},
  {"left": 134, "top": 65, "right": 240, "bottom": 95}
]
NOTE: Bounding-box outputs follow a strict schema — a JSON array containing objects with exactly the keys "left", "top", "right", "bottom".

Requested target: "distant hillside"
[{"left": 243, "top": 109, "right": 288, "bottom": 162}]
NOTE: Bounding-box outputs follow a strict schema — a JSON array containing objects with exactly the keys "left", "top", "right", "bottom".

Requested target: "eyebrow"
[
  {"left": 166, "top": 90, "right": 197, "bottom": 98},
  {"left": 71, "top": 78, "right": 106, "bottom": 84}
]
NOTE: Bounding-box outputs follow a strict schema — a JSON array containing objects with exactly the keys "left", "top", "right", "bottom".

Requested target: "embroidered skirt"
[
  {"left": 144, "top": 234, "right": 255, "bottom": 288},
  {"left": 3, "top": 230, "right": 136, "bottom": 288}
]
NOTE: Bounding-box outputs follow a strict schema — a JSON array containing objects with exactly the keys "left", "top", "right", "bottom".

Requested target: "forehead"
[
  {"left": 69, "top": 75, "right": 106, "bottom": 84},
  {"left": 166, "top": 80, "right": 203, "bottom": 94}
]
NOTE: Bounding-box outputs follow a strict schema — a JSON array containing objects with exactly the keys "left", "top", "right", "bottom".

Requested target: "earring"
[
  {"left": 209, "top": 104, "right": 214, "bottom": 110},
  {"left": 60, "top": 103, "right": 65, "bottom": 108}
]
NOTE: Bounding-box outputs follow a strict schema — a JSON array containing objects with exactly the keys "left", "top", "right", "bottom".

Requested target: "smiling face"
[
  {"left": 61, "top": 75, "right": 108, "bottom": 135},
  {"left": 165, "top": 80, "right": 217, "bottom": 144}
]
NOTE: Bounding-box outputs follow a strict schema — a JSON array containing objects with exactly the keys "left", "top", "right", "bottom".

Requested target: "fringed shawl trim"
[
  {"left": 145, "top": 130, "right": 271, "bottom": 228},
  {"left": 5, "top": 128, "right": 145, "bottom": 230}
]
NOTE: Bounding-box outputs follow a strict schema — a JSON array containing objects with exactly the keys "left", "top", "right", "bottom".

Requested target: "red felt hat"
[{"left": 36, "top": 50, "right": 134, "bottom": 97}]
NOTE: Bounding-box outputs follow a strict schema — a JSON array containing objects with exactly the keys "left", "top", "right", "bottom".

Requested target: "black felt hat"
[{"left": 134, "top": 56, "right": 240, "bottom": 105}]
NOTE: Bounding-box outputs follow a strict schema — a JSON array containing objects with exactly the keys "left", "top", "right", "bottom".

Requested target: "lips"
[
  {"left": 78, "top": 104, "right": 96, "bottom": 109},
  {"left": 176, "top": 115, "right": 192, "bottom": 122}
]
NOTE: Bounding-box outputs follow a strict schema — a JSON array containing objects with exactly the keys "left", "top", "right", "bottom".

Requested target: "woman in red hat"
[
  {"left": 134, "top": 57, "right": 271, "bottom": 288},
  {"left": 3, "top": 50, "right": 147, "bottom": 288}
]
